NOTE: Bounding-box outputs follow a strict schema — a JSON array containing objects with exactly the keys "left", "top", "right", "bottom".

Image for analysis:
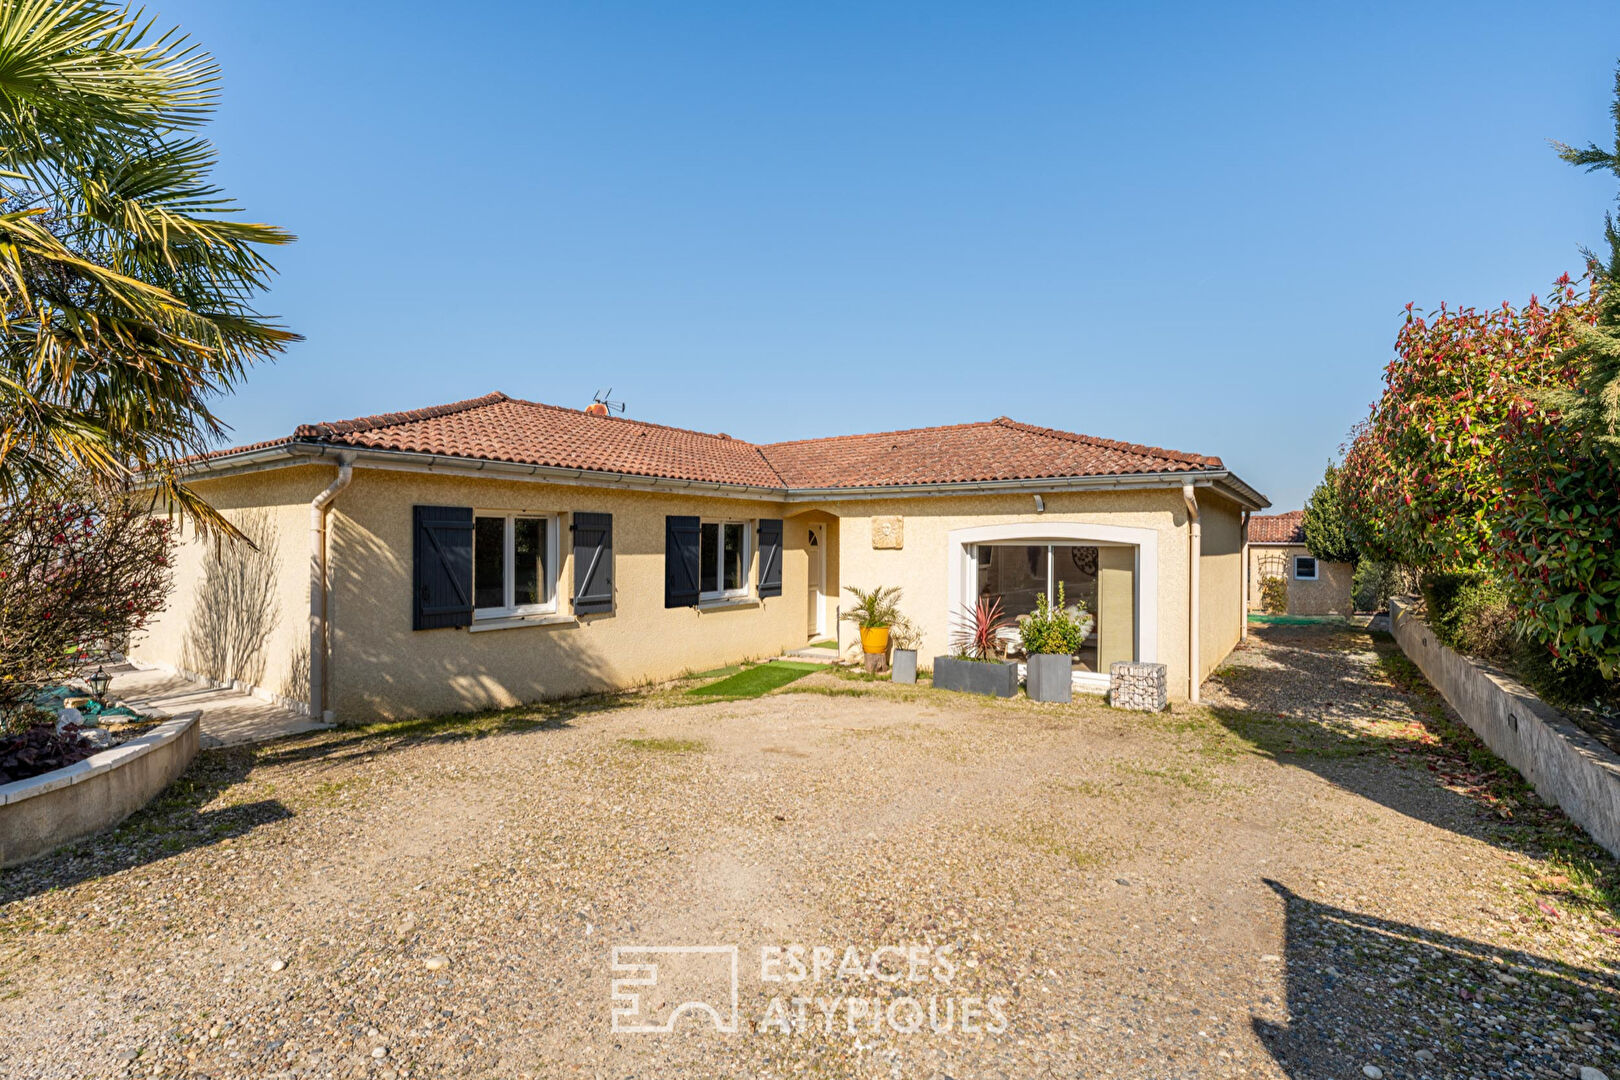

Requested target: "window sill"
[
  {"left": 696, "top": 596, "right": 759, "bottom": 612},
  {"left": 467, "top": 613, "right": 577, "bottom": 633}
]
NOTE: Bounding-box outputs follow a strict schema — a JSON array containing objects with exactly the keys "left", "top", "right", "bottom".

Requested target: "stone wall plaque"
[{"left": 871, "top": 516, "right": 903, "bottom": 550}]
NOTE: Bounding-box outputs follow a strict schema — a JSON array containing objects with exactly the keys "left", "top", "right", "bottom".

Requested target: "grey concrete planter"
[
  {"left": 891, "top": 649, "right": 918, "bottom": 685},
  {"left": 1025, "top": 653, "right": 1073, "bottom": 703},
  {"left": 932, "top": 656, "right": 1018, "bottom": 698}
]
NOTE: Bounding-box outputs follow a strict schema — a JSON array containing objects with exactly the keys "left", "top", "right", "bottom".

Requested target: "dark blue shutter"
[
  {"left": 571, "top": 512, "right": 614, "bottom": 614},
  {"left": 757, "top": 518, "right": 783, "bottom": 597},
  {"left": 413, "top": 505, "right": 473, "bottom": 630},
  {"left": 665, "top": 515, "right": 701, "bottom": 608}
]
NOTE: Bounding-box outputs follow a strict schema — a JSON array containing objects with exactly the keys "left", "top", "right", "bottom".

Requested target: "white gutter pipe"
[
  {"left": 309, "top": 454, "right": 356, "bottom": 722},
  {"left": 1240, "top": 510, "right": 1251, "bottom": 641},
  {"left": 1182, "top": 483, "right": 1201, "bottom": 704}
]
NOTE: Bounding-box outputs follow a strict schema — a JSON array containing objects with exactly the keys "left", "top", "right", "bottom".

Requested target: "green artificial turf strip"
[
  {"left": 809, "top": 640, "right": 839, "bottom": 649},
  {"left": 686, "top": 661, "right": 825, "bottom": 698},
  {"left": 1246, "top": 614, "right": 1350, "bottom": 626}
]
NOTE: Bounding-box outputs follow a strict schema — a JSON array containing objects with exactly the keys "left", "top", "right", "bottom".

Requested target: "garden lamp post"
[{"left": 87, "top": 666, "right": 111, "bottom": 705}]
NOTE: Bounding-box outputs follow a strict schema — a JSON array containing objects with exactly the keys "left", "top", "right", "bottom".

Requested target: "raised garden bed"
[{"left": 0, "top": 711, "right": 199, "bottom": 866}]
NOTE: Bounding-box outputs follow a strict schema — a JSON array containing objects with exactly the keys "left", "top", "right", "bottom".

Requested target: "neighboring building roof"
[
  {"left": 189, "top": 391, "right": 1266, "bottom": 504},
  {"left": 1248, "top": 510, "right": 1305, "bottom": 544}
]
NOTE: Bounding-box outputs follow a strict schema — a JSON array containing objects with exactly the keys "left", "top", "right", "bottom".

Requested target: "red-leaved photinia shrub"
[
  {"left": 1492, "top": 404, "right": 1620, "bottom": 676},
  {"left": 0, "top": 486, "right": 175, "bottom": 721},
  {"left": 1338, "top": 280, "right": 1594, "bottom": 572}
]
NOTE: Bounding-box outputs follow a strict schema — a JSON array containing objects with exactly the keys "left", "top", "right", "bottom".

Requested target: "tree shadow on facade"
[
  {"left": 1255, "top": 879, "right": 1617, "bottom": 1078},
  {"left": 322, "top": 516, "right": 647, "bottom": 723},
  {"left": 0, "top": 746, "right": 289, "bottom": 905},
  {"left": 181, "top": 509, "right": 281, "bottom": 689}
]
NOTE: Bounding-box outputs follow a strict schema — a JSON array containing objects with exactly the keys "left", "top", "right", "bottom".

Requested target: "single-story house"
[
  {"left": 133, "top": 393, "right": 1269, "bottom": 721},
  {"left": 1244, "top": 510, "right": 1352, "bottom": 616}
]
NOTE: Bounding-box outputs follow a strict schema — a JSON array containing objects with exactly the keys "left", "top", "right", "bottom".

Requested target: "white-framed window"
[
  {"left": 699, "top": 520, "right": 750, "bottom": 601},
  {"left": 1293, "top": 555, "right": 1318, "bottom": 581},
  {"left": 473, "top": 512, "right": 560, "bottom": 619}
]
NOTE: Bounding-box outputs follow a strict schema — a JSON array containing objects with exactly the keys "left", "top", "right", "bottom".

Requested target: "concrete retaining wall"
[
  {"left": 0, "top": 713, "right": 200, "bottom": 867},
  {"left": 1390, "top": 597, "right": 1620, "bottom": 858}
]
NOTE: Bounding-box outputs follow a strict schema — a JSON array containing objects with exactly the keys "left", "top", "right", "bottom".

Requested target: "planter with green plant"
[
  {"left": 842, "top": 585, "right": 901, "bottom": 657},
  {"left": 1017, "top": 583, "right": 1092, "bottom": 703},
  {"left": 889, "top": 614, "right": 922, "bottom": 684},
  {"left": 933, "top": 597, "right": 1017, "bottom": 697}
]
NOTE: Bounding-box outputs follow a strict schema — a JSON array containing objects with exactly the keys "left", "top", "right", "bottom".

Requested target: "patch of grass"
[
  {"left": 809, "top": 640, "right": 839, "bottom": 650},
  {"left": 1117, "top": 761, "right": 1214, "bottom": 791},
  {"left": 620, "top": 737, "right": 706, "bottom": 753},
  {"left": 686, "top": 662, "right": 824, "bottom": 699},
  {"left": 687, "top": 663, "right": 745, "bottom": 680},
  {"left": 994, "top": 822, "right": 1106, "bottom": 870}
]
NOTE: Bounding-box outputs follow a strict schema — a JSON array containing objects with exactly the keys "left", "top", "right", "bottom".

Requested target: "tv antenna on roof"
[{"left": 592, "top": 388, "right": 625, "bottom": 415}]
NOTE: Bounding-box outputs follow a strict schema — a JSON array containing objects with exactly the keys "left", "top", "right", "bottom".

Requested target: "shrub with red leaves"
[
  {"left": 0, "top": 723, "right": 96, "bottom": 784},
  {"left": 1, "top": 483, "right": 174, "bottom": 724}
]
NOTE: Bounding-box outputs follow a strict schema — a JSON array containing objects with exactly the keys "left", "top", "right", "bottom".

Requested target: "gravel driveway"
[{"left": 1, "top": 624, "right": 1616, "bottom": 1079}]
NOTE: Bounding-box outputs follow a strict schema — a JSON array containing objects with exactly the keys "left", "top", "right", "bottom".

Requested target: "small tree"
[
  {"left": 0, "top": 487, "right": 174, "bottom": 724},
  {"left": 1301, "top": 463, "right": 1359, "bottom": 565},
  {"left": 1259, "top": 576, "right": 1288, "bottom": 616}
]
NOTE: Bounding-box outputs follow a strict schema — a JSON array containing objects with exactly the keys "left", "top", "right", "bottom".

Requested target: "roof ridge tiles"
[
  {"left": 296, "top": 392, "right": 512, "bottom": 438},
  {"left": 989, "top": 417, "right": 1221, "bottom": 468}
]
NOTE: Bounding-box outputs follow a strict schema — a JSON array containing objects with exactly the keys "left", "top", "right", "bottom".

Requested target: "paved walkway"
[{"left": 107, "top": 664, "right": 329, "bottom": 749}]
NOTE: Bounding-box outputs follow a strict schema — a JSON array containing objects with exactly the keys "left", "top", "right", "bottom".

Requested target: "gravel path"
[{"left": 1, "top": 625, "right": 1615, "bottom": 1079}]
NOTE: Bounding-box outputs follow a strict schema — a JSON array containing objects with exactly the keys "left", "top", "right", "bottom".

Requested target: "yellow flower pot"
[{"left": 859, "top": 626, "right": 891, "bottom": 655}]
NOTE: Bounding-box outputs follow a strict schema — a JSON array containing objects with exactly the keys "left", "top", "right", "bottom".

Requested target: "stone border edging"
[
  {"left": 0, "top": 711, "right": 200, "bottom": 866},
  {"left": 1389, "top": 597, "right": 1620, "bottom": 859}
]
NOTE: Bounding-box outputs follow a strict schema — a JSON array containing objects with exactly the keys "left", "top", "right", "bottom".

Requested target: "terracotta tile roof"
[
  {"left": 290, "top": 393, "right": 783, "bottom": 487},
  {"left": 1248, "top": 510, "right": 1305, "bottom": 544},
  {"left": 759, "top": 417, "right": 1221, "bottom": 489},
  {"left": 198, "top": 393, "right": 1231, "bottom": 491}
]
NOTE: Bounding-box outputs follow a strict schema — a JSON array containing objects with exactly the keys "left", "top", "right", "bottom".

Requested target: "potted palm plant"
[
  {"left": 932, "top": 597, "right": 1018, "bottom": 697},
  {"left": 889, "top": 614, "right": 922, "bottom": 684},
  {"left": 1017, "top": 583, "right": 1092, "bottom": 703},
  {"left": 841, "top": 585, "right": 901, "bottom": 658}
]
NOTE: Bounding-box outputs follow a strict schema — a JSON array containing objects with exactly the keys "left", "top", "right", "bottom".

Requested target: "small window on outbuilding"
[{"left": 1293, "top": 555, "right": 1318, "bottom": 581}]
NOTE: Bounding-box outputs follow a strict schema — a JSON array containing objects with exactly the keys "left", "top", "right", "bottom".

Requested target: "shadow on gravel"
[
  {"left": 0, "top": 701, "right": 598, "bottom": 905},
  {"left": 1210, "top": 624, "right": 1620, "bottom": 921},
  {"left": 250, "top": 706, "right": 583, "bottom": 773},
  {"left": 1257, "top": 879, "right": 1618, "bottom": 1080},
  {"left": 0, "top": 746, "right": 289, "bottom": 905}
]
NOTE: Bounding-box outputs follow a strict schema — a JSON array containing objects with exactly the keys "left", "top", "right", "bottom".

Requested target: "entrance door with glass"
[{"left": 807, "top": 524, "right": 826, "bottom": 638}]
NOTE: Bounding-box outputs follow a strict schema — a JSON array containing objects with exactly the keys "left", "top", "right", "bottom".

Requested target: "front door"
[{"left": 807, "top": 524, "right": 825, "bottom": 638}]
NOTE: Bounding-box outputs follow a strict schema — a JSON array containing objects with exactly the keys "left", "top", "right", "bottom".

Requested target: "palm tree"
[{"left": 0, "top": 0, "right": 298, "bottom": 532}]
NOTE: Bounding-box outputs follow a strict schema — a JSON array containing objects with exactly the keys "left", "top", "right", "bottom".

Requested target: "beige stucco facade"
[
  {"left": 135, "top": 465, "right": 331, "bottom": 713},
  {"left": 1246, "top": 544, "right": 1353, "bottom": 616},
  {"left": 133, "top": 461, "right": 1260, "bottom": 721}
]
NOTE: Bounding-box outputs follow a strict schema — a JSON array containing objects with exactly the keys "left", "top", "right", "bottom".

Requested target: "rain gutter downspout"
[
  {"left": 1182, "top": 483, "right": 1201, "bottom": 704},
  {"left": 1240, "top": 510, "right": 1251, "bottom": 641},
  {"left": 310, "top": 454, "right": 356, "bottom": 722}
]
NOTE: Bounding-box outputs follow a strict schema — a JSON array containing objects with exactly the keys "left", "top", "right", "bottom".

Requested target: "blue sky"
[{"left": 164, "top": 1, "right": 1620, "bottom": 509}]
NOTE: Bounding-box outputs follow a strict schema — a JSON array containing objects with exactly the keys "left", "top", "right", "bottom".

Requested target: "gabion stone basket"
[{"left": 1109, "top": 661, "right": 1168, "bottom": 712}]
